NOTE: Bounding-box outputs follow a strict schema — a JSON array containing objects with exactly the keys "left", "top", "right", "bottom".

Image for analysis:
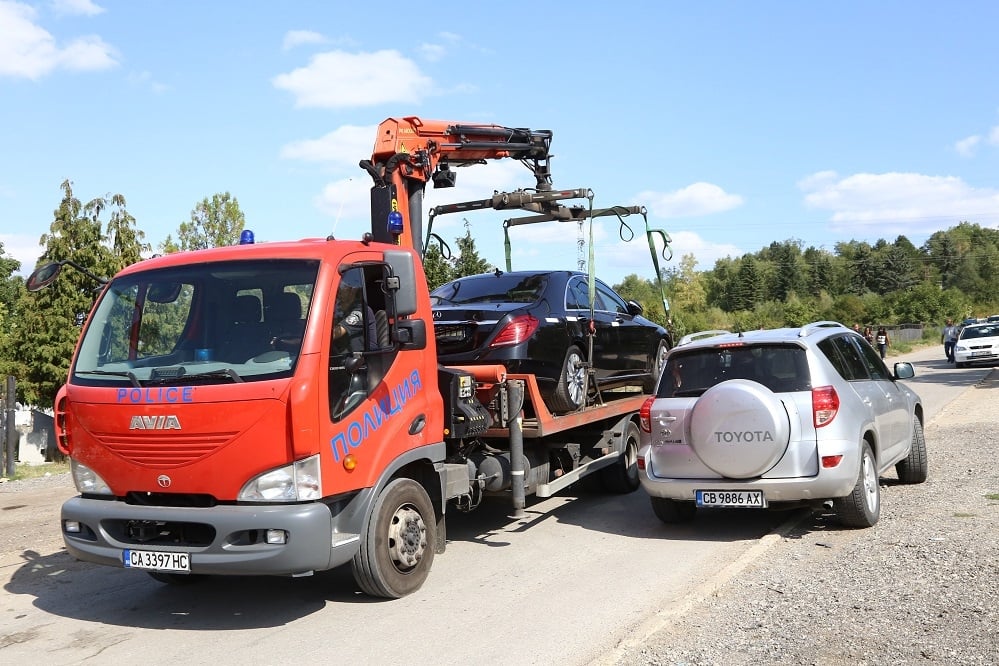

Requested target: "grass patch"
[
  {"left": 986, "top": 493, "right": 999, "bottom": 501},
  {"left": 7, "top": 460, "right": 71, "bottom": 481},
  {"left": 952, "top": 512, "right": 977, "bottom": 518}
]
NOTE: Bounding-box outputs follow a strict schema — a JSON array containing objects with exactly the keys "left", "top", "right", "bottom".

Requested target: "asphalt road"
[{"left": 0, "top": 343, "right": 987, "bottom": 666}]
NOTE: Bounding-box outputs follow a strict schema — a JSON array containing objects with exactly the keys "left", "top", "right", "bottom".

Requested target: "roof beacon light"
[
  {"left": 387, "top": 210, "right": 404, "bottom": 236},
  {"left": 239, "top": 229, "right": 255, "bottom": 245}
]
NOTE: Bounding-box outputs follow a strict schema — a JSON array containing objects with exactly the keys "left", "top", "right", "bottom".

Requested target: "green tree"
[
  {"left": 422, "top": 243, "right": 453, "bottom": 291},
  {"left": 0, "top": 243, "right": 23, "bottom": 379},
  {"left": 162, "top": 192, "right": 245, "bottom": 252},
  {"left": 12, "top": 181, "right": 146, "bottom": 407},
  {"left": 451, "top": 219, "right": 491, "bottom": 278}
]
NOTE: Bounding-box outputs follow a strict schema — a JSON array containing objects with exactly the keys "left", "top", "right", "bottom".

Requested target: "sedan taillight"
[
  {"left": 489, "top": 314, "right": 539, "bottom": 347},
  {"left": 639, "top": 396, "right": 655, "bottom": 433},
  {"left": 812, "top": 385, "right": 839, "bottom": 428}
]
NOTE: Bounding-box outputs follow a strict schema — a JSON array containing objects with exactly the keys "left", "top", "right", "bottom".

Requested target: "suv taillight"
[
  {"left": 812, "top": 385, "right": 839, "bottom": 427},
  {"left": 639, "top": 396, "right": 655, "bottom": 433},
  {"left": 489, "top": 315, "right": 539, "bottom": 347}
]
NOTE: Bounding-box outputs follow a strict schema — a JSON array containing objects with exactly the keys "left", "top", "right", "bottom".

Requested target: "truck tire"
[
  {"left": 895, "top": 419, "right": 928, "bottom": 484},
  {"left": 547, "top": 345, "right": 586, "bottom": 414},
  {"left": 352, "top": 478, "right": 436, "bottom": 598},
  {"left": 601, "top": 421, "right": 641, "bottom": 493},
  {"left": 833, "top": 442, "right": 881, "bottom": 528},
  {"left": 650, "top": 497, "right": 696, "bottom": 523}
]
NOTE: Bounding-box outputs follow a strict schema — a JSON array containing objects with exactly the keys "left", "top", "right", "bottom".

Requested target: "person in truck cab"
[{"left": 332, "top": 270, "right": 377, "bottom": 353}]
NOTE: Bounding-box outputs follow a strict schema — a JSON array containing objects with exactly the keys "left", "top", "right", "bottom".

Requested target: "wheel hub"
[{"left": 387, "top": 504, "right": 428, "bottom": 571}]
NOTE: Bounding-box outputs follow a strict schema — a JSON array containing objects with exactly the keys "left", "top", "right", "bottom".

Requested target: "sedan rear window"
[
  {"left": 430, "top": 273, "right": 547, "bottom": 304},
  {"left": 658, "top": 345, "right": 810, "bottom": 397}
]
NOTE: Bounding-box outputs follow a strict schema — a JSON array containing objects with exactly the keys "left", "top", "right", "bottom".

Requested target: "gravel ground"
[{"left": 606, "top": 370, "right": 999, "bottom": 666}]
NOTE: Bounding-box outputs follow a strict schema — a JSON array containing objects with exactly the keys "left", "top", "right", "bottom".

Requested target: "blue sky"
[{"left": 2, "top": 0, "right": 999, "bottom": 287}]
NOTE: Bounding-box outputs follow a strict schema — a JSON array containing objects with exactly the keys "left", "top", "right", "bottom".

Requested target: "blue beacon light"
[
  {"left": 387, "top": 211, "right": 404, "bottom": 235},
  {"left": 239, "top": 229, "right": 255, "bottom": 245}
]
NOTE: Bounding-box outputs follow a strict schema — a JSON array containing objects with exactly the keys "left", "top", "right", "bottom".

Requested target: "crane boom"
[{"left": 360, "top": 117, "right": 554, "bottom": 254}]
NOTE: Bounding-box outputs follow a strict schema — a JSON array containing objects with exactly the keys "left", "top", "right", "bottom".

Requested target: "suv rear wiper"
[{"left": 76, "top": 369, "right": 141, "bottom": 387}]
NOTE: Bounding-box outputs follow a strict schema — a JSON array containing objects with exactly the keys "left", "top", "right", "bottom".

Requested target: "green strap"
[{"left": 503, "top": 222, "right": 512, "bottom": 272}]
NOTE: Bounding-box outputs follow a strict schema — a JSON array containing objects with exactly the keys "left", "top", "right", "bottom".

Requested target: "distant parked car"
[
  {"left": 430, "top": 270, "right": 671, "bottom": 413},
  {"left": 638, "top": 321, "right": 927, "bottom": 528},
  {"left": 987, "top": 315, "right": 999, "bottom": 323},
  {"left": 954, "top": 323, "right": 999, "bottom": 368}
]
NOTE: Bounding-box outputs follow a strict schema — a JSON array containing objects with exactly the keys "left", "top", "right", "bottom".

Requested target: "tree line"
[
  {"left": 0, "top": 180, "right": 996, "bottom": 408},
  {"left": 614, "top": 223, "right": 999, "bottom": 340}
]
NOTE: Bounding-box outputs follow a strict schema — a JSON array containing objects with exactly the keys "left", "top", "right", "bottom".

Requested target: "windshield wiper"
[
  {"left": 188, "top": 368, "right": 244, "bottom": 383},
  {"left": 143, "top": 367, "right": 243, "bottom": 385},
  {"left": 76, "top": 369, "right": 141, "bottom": 387}
]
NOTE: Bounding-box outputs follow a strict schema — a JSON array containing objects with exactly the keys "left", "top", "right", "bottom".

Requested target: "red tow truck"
[{"left": 33, "top": 117, "right": 650, "bottom": 597}]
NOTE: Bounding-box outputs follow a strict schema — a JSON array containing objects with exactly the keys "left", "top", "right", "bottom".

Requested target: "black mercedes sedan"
[{"left": 430, "top": 270, "right": 671, "bottom": 413}]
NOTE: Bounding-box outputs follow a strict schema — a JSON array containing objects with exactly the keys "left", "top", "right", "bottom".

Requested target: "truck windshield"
[{"left": 72, "top": 259, "right": 319, "bottom": 387}]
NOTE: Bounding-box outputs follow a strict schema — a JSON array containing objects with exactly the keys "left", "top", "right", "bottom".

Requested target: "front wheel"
[
  {"left": 896, "top": 419, "right": 928, "bottom": 484},
  {"left": 352, "top": 478, "right": 437, "bottom": 598},
  {"left": 833, "top": 442, "right": 881, "bottom": 528}
]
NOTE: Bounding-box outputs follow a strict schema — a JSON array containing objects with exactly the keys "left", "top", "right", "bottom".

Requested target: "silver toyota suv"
[{"left": 638, "top": 321, "right": 927, "bottom": 528}]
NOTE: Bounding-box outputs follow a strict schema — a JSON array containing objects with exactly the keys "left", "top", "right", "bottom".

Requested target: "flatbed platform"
[{"left": 483, "top": 373, "right": 647, "bottom": 439}]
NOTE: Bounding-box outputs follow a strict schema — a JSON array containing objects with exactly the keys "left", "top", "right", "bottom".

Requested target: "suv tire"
[
  {"left": 895, "top": 419, "right": 928, "bottom": 484},
  {"left": 833, "top": 441, "right": 881, "bottom": 528}
]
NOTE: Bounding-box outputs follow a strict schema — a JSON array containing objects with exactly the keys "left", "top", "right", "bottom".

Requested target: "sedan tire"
[{"left": 547, "top": 345, "right": 586, "bottom": 413}]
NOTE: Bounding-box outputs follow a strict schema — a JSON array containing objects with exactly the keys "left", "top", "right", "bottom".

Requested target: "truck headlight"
[
  {"left": 71, "top": 458, "right": 113, "bottom": 495},
  {"left": 238, "top": 454, "right": 322, "bottom": 502}
]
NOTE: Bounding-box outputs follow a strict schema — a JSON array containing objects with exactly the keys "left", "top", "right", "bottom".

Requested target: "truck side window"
[{"left": 329, "top": 266, "right": 382, "bottom": 421}]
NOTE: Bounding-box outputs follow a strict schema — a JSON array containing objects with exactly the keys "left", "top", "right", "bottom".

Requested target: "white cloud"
[
  {"left": 50, "top": 0, "right": 104, "bottom": 16},
  {"left": 0, "top": 0, "right": 117, "bottom": 79},
  {"left": 280, "top": 124, "right": 377, "bottom": 166},
  {"left": 989, "top": 125, "right": 999, "bottom": 146},
  {"left": 799, "top": 170, "right": 999, "bottom": 235},
  {"left": 272, "top": 50, "right": 433, "bottom": 108},
  {"left": 0, "top": 233, "right": 45, "bottom": 275},
  {"left": 637, "top": 182, "right": 744, "bottom": 218},
  {"left": 282, "top": 29, "right": 327, "bottom": 51},
  {"left": 418, "top": 42, "right": 446, "bottom": 62},
  {"left": 955, "top": 135, "right": 981, "bottom": 158}
]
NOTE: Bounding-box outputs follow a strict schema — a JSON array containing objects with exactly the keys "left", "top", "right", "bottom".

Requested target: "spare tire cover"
[{"left": 688, "top": 379, "right": 791, "bottom": 478}]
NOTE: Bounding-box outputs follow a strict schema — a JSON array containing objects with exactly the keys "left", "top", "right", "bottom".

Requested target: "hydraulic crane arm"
[{"left": 360, "top": 117, "right": 555, "bottom": 254}]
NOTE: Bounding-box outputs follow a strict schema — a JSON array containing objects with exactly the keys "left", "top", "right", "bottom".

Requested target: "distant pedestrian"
[
  {"left": 863, "top": 326, "right": 874, "bottom": 345},
  {"left": 853, "top": 323, "right": 862, "bottom": 334},
  {"left": 875, "top": 326, "right": 890, "bottom": 359},
  {"left": 942, "top": 318, "right": 959, "bottom": 363}
]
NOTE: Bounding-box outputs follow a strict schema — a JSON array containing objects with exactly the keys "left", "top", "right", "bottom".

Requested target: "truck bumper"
[{"left": 61, "top": 495, "right": 369, "bottom": 576}]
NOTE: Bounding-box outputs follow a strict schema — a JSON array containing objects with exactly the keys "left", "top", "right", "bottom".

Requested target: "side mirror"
[
  {"left": 394, "top": 319, "right": 427, "bottom": 350},
  {"left": 627, "top": 300, "right": 644, "bottom": 317},
  {"left": 383, "top": 249, "right": 419, "bottom": 316},
  {"left": 893, "top": 362, "right": 915, "bottom": 380},
  {"left": 26, "top": 262, "right": 63, "bottom": 292}
]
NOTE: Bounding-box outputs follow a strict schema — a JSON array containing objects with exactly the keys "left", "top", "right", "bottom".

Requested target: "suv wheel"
[
  {"left": 650, "top": 497, "right": 696, "bottom": 523},
  {"left": 833, "top": 442, "right": 881, "bottom": 528},
  {"left": 896, "top": 419, "right": 928, "bottom": 484}
]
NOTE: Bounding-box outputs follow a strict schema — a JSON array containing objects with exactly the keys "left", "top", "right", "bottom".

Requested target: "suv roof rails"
[
  {"left": 798, "top": 321, "right": 848, "bottom": 337},
  {"left": 677, "top": 329, "right": 731, "bottom": 346}
]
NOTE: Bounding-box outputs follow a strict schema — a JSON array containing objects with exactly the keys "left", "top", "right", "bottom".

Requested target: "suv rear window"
[{"left": 657, "top": 344, "right": 810, "bottom": 398}]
